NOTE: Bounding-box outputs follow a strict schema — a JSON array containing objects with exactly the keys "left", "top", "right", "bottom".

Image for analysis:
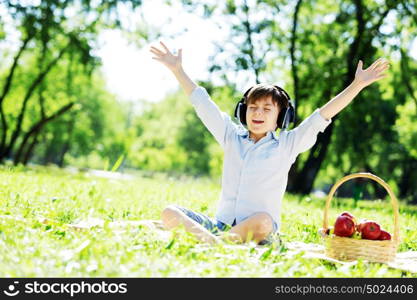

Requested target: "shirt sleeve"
[
  {"left": 189, "top": 86, "right": 236, "bottom": 149},
  {"left": 284, "top": 108, "right": 332, "bottom": 161}
]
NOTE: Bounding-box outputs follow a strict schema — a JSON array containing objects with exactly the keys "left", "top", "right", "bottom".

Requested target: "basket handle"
[{"left": 323, "top": 172, "right": 400, "bottom": 243}]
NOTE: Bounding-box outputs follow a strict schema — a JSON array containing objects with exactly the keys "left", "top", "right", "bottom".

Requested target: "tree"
[
  {"left": 179, "top": 0, "right": 417, "bottom": 201},
  {"left": 0, "top": 0, "right": 143, "bottom": 164}
]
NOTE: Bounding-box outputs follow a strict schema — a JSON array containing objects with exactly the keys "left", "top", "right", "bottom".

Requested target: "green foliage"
[
  {"left": 1, "top": 0, "right": 417, "bottom": 202},
  {"left": 0, "top": 45, "right": 129, "bottom": 169},
  {"left": 177, "top": 0, "right": 417, "bottom": 201},
  {"left": 0, "top": 0, "right": 147, "bottom": 167},
  {"left": 128, "top": 83, "right": 241, "bottom": 177},
  {"left": 128, "top": 90, "right": 189, "bottom": 173},
  {"left": 177, "top": 108, "right": 212, "bottom": 175}
]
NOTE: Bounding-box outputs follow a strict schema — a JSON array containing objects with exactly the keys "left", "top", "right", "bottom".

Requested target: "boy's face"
[{"left": 246, "top": 96, "right": 280, "bottom": 137}]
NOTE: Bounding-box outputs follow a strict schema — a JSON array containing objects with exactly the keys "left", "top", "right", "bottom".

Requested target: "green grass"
[{"left": 0, "top": 165, "right": 416, "bottom": 277}]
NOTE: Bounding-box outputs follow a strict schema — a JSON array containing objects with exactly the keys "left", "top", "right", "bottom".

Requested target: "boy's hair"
[{"left": 245, "top": 83, "right": 290, "bottom": 111}]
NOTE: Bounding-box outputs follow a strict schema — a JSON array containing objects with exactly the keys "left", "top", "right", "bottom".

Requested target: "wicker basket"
[{"left": 321, "top": 172, "right": 400, "bottom": 263}]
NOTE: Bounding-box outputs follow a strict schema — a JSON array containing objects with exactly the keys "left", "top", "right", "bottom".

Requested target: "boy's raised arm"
[
  {"left": 285, "top": 58, "right": 390, "bottom": 161},
  {"left": 319, "top": 58, "right": 390, "bottom": 120},
  {"left": 149, "top": 41, "right": 197, "bottom": 96},
  {"left": 149, "top": 41, "right": 236, "bottom": 149}
]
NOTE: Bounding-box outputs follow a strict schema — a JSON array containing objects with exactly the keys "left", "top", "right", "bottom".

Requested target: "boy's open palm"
[
  {"left": 149, "top": 41, "right": 182, "bottom": 72},
  {"left": 354, "top": 58, "right": 390, "bottom": 87}
]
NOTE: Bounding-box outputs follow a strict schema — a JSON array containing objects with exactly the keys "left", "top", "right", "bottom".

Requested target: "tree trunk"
[
  {"left": 363, "top": 162, "right": 388, "bottom": 199},
  {"left": 288, "top": 116, "right": 335, "bottom": 194},
  {"left": 290, "top": 0, "right": 303, "bottom": 113},
  {"left": 287, "top": 0, "right": 368, "bottom": 195},
  {"left": 13, "top": 102, "right": 74, "bottom": 165},
  {"left": 2, "top": 45, "right": 68, "bottom": 160},
  {"left": 242, "top": 0, "right": 260, "bottom": 84},
  {"left": 22, "top": 131, "right": 40, "bottom": 165},
  {"left": 42, "top": 134, "right": 56, "bottom": 165},
  {"left": 398, "top": 157, "right": 417, "bottom": 203},
  {"left": 0, "top": 34, "right": 34, "bottom": 158}
]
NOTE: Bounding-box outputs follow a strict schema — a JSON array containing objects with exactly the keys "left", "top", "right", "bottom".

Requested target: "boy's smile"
[{"left": 246, "top": 95, "right": 280, "bottom": 142}]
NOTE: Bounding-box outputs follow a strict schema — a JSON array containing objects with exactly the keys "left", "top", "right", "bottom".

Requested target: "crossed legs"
[
  {"left": 161, "top": 205, "right": 221, "bottom": 244},
  {"left": 161, "top": 205, "right": 274, "bottom": 245}
]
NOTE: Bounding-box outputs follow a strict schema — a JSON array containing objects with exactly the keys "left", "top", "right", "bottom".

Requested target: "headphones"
[{"left": 233, "top": 85, "right": 296, "bottom": 130}]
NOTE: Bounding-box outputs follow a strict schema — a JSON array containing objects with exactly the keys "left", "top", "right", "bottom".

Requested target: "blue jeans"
[{"left": 173, "top": 205, "right": 279, "bottom": 245}]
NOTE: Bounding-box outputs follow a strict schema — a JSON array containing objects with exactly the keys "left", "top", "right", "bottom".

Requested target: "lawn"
[{"left": 0, "top": 165, "right": 416, "bottom": 277}]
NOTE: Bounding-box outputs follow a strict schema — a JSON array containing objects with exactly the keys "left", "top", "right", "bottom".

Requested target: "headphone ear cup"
[
  {"left": 288, "top": 104, "right": 295, "bottom": 124},
  {"left": 234, "top": 100, "right": 247, "bottom": 125},
  {"left": 277, "top": 101, "right": 296, "bottom": 129},
  {"left": 277, "top": 108, "right": 287, "bottom": 129},
  {"left": 240, "top": 102, "right": 247, "bottom": 125}
]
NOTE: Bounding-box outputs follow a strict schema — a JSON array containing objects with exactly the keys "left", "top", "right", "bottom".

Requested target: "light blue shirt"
[{"left": 189, "top": 86, "right": 332, "bottom": 230}]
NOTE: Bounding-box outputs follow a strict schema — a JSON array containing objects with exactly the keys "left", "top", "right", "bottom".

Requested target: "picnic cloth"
[{"left": 284, "top": 241, "right": 417, "bottom": 274}]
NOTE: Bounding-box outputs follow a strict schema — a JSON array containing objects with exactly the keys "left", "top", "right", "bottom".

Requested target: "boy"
[{"left": 149, "top": 41, "right": 389, "bottom": 245}]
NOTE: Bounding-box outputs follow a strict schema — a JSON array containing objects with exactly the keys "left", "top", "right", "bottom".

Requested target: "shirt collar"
[{"left": 237, "top": 128, "right": 280, "bottom": 141}]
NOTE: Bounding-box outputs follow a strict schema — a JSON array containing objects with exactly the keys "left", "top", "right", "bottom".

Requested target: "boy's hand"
[
  {"left": 149, "top": 41, "right": 183, "bottom": 72},
  {"left": 319, "top": 58, "right": 389, "bottom": 120},
  {"left": 353, "top": 58, "right": 390, "bottom": 88}
]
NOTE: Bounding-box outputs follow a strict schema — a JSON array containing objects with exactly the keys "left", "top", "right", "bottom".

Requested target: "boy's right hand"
[{"left": 149, "top": 41, "right": 182, "bottom": 72}]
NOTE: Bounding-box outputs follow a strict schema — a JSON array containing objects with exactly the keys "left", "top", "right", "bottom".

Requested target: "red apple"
[
  {"left": 378, "top": 230, "right": 391, "bottom": 240},
  {"left": 356, "top": 219, "right": 368, "bottom": 233},
  {"left": 340, "top": 211, "right": 356, "bottom": 223},
  {"left": 360, "top": 221, "right": 381, "bottom": 240},
  {"left": 340, "top": 211, "right": 357, "bottom": 230},
  {"left": 334, "top": 215, "right": 356, "bottom": 237}
]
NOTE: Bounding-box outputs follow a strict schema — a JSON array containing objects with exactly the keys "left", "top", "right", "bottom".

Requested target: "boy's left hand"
[{"left": 354, "top": 58, "right": 390, "bottom": 88}]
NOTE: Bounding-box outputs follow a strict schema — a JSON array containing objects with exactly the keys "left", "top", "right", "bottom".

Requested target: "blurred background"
[{"left": 0, "top": 0, "right": 416, "bottom": 202}]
